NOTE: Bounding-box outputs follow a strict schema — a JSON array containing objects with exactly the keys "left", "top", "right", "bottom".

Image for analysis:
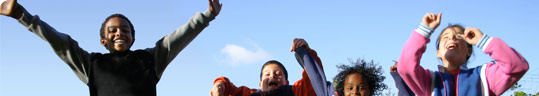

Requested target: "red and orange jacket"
[{"left": 213, "top": 49, "right": 323, "bottom": 96}]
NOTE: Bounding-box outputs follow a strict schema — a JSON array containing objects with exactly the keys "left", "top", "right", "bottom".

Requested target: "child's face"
[
  {"left": 437, "top": 27, "right": 470, "bottom": 66},
  {"left": 259, "top": 63, "right": 288, "bottom": 91},
  {"left": 101, "top": 17, "right": 134, "bottom": 52},
  {"left": 343, "top": 73, "right": 371, "bottom": 96}
]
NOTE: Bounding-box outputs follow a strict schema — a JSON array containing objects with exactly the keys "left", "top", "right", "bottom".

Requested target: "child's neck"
[{"left": 442, "top": 60, "right": 464, "bottom": 71}]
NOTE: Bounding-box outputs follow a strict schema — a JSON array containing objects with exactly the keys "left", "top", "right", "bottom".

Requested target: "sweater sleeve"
[
  {"left": 291, "top": 48, "right": 323, "bottom": 96},
  {"left": 477, "top": 35, "right": 529, "bottom": 95},
  {"left": 17, "top": 6, "right": 91, "bottom": 84},
  {"left": 213, "top": 76, "right": 256, "bottom": 96},
  {"left": 145, "top": 9, "right": 216, "bottom": 79},
  {"left": 390, "top": 72, "right": 415, "bottom": 96},
  {"left": 397, "top": 24, "right": 434, "bottom": 96}
]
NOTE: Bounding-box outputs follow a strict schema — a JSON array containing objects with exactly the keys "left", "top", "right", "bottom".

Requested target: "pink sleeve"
[
  {"left": 397, "top": 24, "right": 434, "bottom": 96},
  {"left": 481, "top": 36, "right": 529, "bottom": 95}
]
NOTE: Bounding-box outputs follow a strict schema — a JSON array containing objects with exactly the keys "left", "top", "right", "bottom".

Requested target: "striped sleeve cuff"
[
  {"left": 415, "top": 23, "right": 434, "bottom": 38},
  {"left": 476, "top": 34, "right": 492, "bottom": 51}
]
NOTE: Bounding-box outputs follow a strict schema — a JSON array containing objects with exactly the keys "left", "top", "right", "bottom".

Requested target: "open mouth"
[
  {"left": 446, "top": 43, "right": 458, "bottom": 49},
  {"left": 114, "top": 39, "right": 126, "bottom": 44},
  {"left": 268, "top": 80, "right": 279, "bottom": 88}
]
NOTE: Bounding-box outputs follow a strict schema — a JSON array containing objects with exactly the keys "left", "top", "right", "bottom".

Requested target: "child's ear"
[
  {"left": 436, "top": 50, "right": 442, "bottom": 58},
  {"left": 100, "top": 38, "right": 107, "bottom": 47},
  {"left": 286, "top": 80, "right": 289, "bottom": 85},
  {"left": 259, "top": 81, "right": 263, "bottom": 89}
]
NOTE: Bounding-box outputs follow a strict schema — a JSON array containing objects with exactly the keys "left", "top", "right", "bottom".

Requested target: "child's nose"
[{"left": 115, "top": 30, "right": 123, "bottom": 36}]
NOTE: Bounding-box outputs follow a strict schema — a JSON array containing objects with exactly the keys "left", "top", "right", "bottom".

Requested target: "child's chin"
[{"left": 113, "top": 47, "right": 128, "bottom": 52}]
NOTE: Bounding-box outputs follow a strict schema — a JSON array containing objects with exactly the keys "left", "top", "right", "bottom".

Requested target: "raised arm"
[
  {"left": 390, "top": 62, "right": 415, "bottom": 96},
  {"left": 1, "top": 0, "right": 91, "bottom": 84},
  {"left": 294, "top": 47, "right": 337, "bottom": 96},
  {"left": 397, "top": 13, "right": 441, "bottom": 96},
  {"left": 146, "top": 0, "right": 222, "bottom": 79},
  {"left": 459, "top": 27, "right": 529, "bottom": 95},
  {"left": 289, "top": 38, "right": 335, "bottom": 96}
]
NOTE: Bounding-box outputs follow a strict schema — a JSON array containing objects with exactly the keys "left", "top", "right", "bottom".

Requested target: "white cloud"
[{"left": 221, "top": 44, "right": 272, "bottom": 65}]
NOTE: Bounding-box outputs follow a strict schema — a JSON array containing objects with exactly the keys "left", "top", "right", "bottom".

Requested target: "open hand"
[
  {"left": 210, "top": 80, "right": 225, "bottom": 96},
  {"left": 209, "top": 0, "right": 222, "bottom": 16},
  {"left": 421, "top": 12, "right": 442, "bottom": 31},
  {"left": 459, "top": 27, "right": 484, "bottom": 45}
]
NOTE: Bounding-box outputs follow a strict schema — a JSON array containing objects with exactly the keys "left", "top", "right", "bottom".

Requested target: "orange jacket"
[{"left": 213, "top": 49, "right": 323, "bottom": 96}]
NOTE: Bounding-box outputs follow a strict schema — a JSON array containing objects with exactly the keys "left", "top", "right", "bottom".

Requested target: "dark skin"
[
  {"left": 0, "top": 0, "right": 22, "bottom": 19},
  {"left": 344, "top": 73, "right": 371, "bottom": 96},
  {"left": 100, "top": 17, "right": 134, "bottom": 53},
  {"left": 1, "top": 0, "right": 223, "bottom": 53}
]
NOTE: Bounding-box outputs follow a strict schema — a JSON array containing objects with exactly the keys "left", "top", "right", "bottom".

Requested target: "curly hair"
[{"left": 333, "top": 58, "right": 387, "bottom": 96}]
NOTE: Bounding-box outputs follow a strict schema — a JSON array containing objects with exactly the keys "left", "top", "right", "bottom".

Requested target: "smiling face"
[
  {"left": 343, "top": 73, "right": 371, "bottom": 96},
  {"left": 100, "top": 17, "right": 134, "bottom": 52},
  {"left": 436, "top": 26, "right": 472, "bottom": 68},
  {"left": 259, "top": 63, "right": 289, "bottom": 91}
]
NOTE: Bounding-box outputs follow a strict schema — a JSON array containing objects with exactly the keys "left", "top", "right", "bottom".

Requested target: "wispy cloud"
[{"left": 221, "top": 44, "right": 272, "bottom": 65}]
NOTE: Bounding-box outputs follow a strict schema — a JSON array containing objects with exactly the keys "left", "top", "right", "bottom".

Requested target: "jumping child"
[
  {"left": 397, "top": 13, "right": 529, "bottom": 96},
  {"left": 333, "top": 58, "right": 388, "bottom": 96},
  {"left": 210, "top": 38, "right": 322, "bottom": 96},
  {"left": 0, "top": 0, "right": 222, "bottom": 96}
]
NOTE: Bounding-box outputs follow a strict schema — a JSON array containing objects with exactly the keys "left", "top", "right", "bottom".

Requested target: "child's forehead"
[
  {"left": 262, "top": 63, "right": 285, "bottom": 71},
  {"left": 106, "top": 18, "right": 131, "bottom": 26},
  {"left": 442, "top": 27, "right": 463, "bottom": 34}
]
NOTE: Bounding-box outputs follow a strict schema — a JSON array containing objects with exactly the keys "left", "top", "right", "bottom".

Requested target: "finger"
[
  {"left": 291, "top": 39, "right": 298, "bottom": 52},
  {"left": 461, "top": 27, "right": 474, "bottom": 40},
  {"left": 297, "top": 41, "right": 305, "bottom": 48},
  {"left": 436, "top": 12, "right": 442, "bottom": 22}
]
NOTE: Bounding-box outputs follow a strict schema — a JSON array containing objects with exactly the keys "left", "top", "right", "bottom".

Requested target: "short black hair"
[
  {"left": 333, "top": 58, "right": 387, "bottom": 96},
  {"left": 260, "top": 60, "right": 288, "bottom": 81},
  {"left": 100, "top": 14, "right": 135, "bottom": 39}
]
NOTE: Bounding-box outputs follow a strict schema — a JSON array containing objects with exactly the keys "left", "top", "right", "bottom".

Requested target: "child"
[
  {"left": 390, "top": 62, "right": 415, "bottom": 96},
  {"left": 333, "top": 58, "right": 388, "bottom": 96},
  {"left": 0, "top": 0, "right": 221, "bottom": 96},
  {"left": 397, "top": 13, "right": 529, "bottom": 96},
  {"left": 210, "top": 38, "right": 322, "bottom": 96}
]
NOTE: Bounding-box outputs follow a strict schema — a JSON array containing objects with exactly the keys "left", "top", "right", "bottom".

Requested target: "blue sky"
[{"left": 1, "top": 0, "right": 538, "bottom": 96}]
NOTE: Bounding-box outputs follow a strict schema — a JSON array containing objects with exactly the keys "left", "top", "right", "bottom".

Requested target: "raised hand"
[
  {"left": 421, "top": 12, "right": 442, "bottom": 31},
  {"left": 210, "top": 80, "right": 225, "bottom": 96},
  {"left": 390, "top": 61, "right": 398, "bottom": 72},
  {"left": 290, "top": 38, "right": 309, "bottom": 52},
  {"left": 459, "top": 27, "right": 484, "bottom": 45},
  {"left": 209, "top": 0, "right": 222, "bottom": 16},
  {"left": 0, "top": 0, "right": 19, "bottom": 18}
]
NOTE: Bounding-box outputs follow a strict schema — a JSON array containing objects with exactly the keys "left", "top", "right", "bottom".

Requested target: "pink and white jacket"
[{"left": 397, "top": 24, "right": 529, "bottom": 96}]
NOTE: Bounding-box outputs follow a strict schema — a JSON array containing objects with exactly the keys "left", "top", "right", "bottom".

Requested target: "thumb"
[{"left": 436, "top": 12, "right": 442, "bottom": 22}]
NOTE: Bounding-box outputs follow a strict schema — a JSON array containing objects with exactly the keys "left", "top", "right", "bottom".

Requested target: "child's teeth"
[{"left": 115, "top": 40, "right": 125, "bottom": 43}]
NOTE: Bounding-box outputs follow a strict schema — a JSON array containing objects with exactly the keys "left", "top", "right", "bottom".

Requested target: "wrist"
[
  {"left": 416, "top": 23, "right": 434, "bottom": 38},
  {"left": 11, "top": 4, "right": 22, "bottom": 19}
]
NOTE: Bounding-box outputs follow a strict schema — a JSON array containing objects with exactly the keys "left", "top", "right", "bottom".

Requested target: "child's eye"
[
  {"left": 442, "top": 36, "right": 449, "bottom": 40},
  {"left": 347, "top": 87, "right": 353, "bottom": 90},
  {"left": 108, "top": 28, "right": 117, "bottom": 33},
  {"left": 121, "top": 29, "right": 129, "bottom": 33},
  {"left": 120, "top": 27, "right": 130, "bottom": 33},
  {"left": 360, "top": 87, "right": 366, "bottom": 90}
]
